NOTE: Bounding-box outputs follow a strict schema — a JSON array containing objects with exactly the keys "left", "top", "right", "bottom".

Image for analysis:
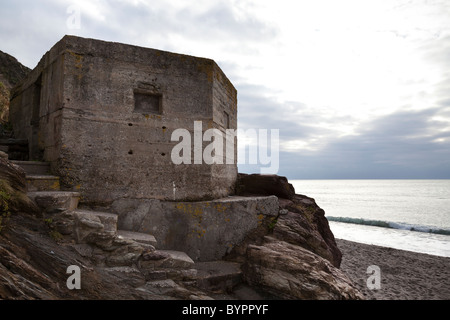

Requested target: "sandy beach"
[{"left": 337, "top": 239, "right": 450, "bottom": 300}]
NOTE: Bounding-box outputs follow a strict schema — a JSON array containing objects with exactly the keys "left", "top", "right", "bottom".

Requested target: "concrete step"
[
  {"left": 73, "top": 209, "right": 118, "bottom": 233},
  {"left": 117, "top": 230, "right": 157, "bottom": 247},
  {"left": 11, "top": 160, "right": 50, "bottom": 175},
  {"left": 26, "top": 175, "right": 60, "bottom": 192},
  {"left": 195, "top": 261, "right": 242, "bottom": 293},
  {"left": 28, "top": 191, "right": 80, "bottom": 213}
]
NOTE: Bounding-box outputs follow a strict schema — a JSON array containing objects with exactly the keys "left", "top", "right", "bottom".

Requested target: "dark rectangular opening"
[
  {"left": 224, "top": 111, "right": 230, "bottom": 129},
  {"left": 134, "top": 91, "right": 162, "bottom": 115},
  {"left": 30, "top": 74, "right": 43, "bottom": 160}
]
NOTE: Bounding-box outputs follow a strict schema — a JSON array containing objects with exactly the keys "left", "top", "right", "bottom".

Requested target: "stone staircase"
[{"left": 12, "top": 159, "right": 245, "bottom": 296}]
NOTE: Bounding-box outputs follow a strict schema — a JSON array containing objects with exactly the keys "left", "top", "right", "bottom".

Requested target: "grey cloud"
[
  {"left": 422, "top": 35, "right": 450, "bottom": 65},
  {"left": 1, "top": 0, "right": 278, "bottom": 68},
  {"left": 0, "top": 0, "right": 70, "bottom": 68},
  {"left": 418, "top": 33, "right": 450, "bottom": 108},
  {"left": 236, "top": 82, "right": 332, "bottom": 142},
  {"left": 437, "top": 97, "right": 450, "bottom": 108},
  {"left": 184, "top": 2, "right": 277, "bottom": 41},
  {"left": 359, "top": 108, "right": 442, "bottom": 138},
  {"left": 434, "top": 72, "right": 450, "bottom": 108},
  {"left": 271, "top": 108, "right": 450, "bottom": 179},
  {"left": 96, "top": 1, "right": 278, "bottom": 46}
]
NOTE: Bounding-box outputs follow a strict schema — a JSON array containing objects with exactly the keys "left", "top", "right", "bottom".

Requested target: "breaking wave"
[{"left": 327, "top": 216, "right": 450, "bottom": 236}]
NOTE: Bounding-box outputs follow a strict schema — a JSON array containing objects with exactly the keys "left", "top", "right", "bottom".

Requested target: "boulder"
[
  {"left": 242, "top": 237, "right": 363, "bottom": 300},
  {"left": 236, "top": 173, "right": 295, "bottom": 200}
]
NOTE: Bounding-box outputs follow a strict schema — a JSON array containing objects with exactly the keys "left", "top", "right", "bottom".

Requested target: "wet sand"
[{"left": 336, "top": 239, "right": 450, "bottom": 300}]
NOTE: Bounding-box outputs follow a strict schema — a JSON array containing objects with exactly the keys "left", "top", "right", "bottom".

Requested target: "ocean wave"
[{"left": 327, "top": 216, "right": 450, "bottom": 236}]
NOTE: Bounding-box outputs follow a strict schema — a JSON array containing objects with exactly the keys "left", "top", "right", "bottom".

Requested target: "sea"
[{"left": 290, "top": 180, "right": 450, "bottom": 258}]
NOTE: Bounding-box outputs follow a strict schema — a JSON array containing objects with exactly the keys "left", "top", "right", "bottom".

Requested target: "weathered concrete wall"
[
  {"left": 112, "top": 195, "right": 279, "bottom": 261},
  {"left": 10, "top": 40, "right": 66, "bottom": 162},
  {"left": 10, "top": 36, "right": 238, "bottom": 204},
  {"left": 210, "top": 63, "right": 238, "bottom": 196}
]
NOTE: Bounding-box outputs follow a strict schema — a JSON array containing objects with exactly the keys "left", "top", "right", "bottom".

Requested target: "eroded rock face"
[
  {"left": 0, "top": 154, "right": 39, "bottom": 215},
  {"left": 275, "top": 195, "right": 342, "bottom": 267},
  {"left": 236, "top": 173, "right": 341, "bottom": 267},
  {"left": 0, "top": 211, "right": 209, "bottom": 300},
  {"left": 0, "top": 49, "right": 31, "bottom": 89},
  {"left": 231, "top": 173, "right": 362, "bottom": 299},
  {"left": 0, "top": 153, "right": 27, "bottom": 193},
  {"left": 0, "top": 242, "right": 58, "bottom": 299},
  {"left": 242, "top": 237, "right": 364, "bottom": 300}
]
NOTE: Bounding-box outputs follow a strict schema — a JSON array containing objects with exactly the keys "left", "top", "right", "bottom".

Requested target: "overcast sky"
[{"left": 1, "top": 0, "right": 449, "bottom": 179}]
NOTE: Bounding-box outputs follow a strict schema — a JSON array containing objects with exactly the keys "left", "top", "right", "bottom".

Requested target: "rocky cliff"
[
  {"left": 0, "top": 50, "right": 30, "bottom": 89},
  {"left": 0, "top": 50, "right": 30, "bottom": 124},
  {"left": 231, "top": 174, "right": 360, "bottom": 299},
  {"left": 0, "top": 156, "right": 363, "bottom": 300}
]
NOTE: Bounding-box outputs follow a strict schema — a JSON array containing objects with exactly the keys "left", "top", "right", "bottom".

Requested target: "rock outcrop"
[
  {"left": 232, "top": 173, "right": 362, "bottom": 299},
  {"left": 0, "top": 157, "right": 362, "bottom": 300},
  {"left": 0, "top": 156, "right": 213, "bottom": 300},
  {"left": 237, "top": 173, "right": 296, "bottom": 200},
  {"left": 0, "top": 211, "right": 209, "bottom": 300},
  {"left": 0, "top": 50, "right": 30, "bottom": 124},
  {"left": 243, "top": 237, "right": 362, "bottom": 299},
  {"left": 236, "top": 173, "right": 342, "bottom": 267},
  {"left": 275, "top": 195, "right": 342, "bottom": 267},
  {"left": 0, "top": 50, "right": 30, "bottom": 89}
]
